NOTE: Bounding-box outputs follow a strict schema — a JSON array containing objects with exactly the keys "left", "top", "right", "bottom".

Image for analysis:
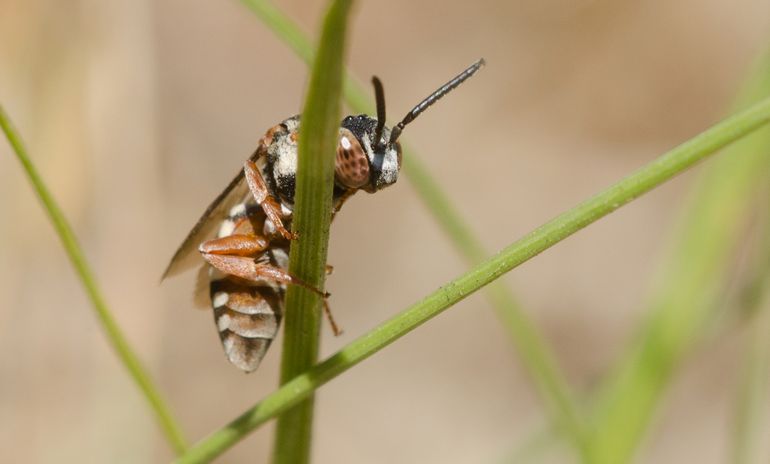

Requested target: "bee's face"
[{"left": 335, "top": 115, "right": 402, "bottom": 193}]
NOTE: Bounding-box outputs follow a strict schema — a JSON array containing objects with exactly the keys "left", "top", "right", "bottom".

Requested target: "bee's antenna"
[
  {"left": 372, "top": 76, "right": 386, "bottom": 151},
  {"left": 389, "top": 58, "right": 485, "bottom": 145}
]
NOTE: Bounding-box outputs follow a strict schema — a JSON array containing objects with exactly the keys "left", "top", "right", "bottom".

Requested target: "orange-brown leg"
[
  {"left": 201, "top": 252, "right": 319, "bottom": 291},
  {"left": 321, "top": 299, "right": 342, "bottom": 336},
  {"left": 202, "top": 252, "right": 342, "bottom": 336},
  {"left": 244, "top": 160, "right": 297, "bottom": 241},
  {"left": 333, "top": 188, "right": 357, "bottom": 216},
  {"left": 199, "top": 234, "right": 269, "bottom": 256}
]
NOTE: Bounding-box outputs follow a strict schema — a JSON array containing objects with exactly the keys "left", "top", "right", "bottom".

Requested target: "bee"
[{"left": 162, "top": 59, "right": 485, "bottom": 372}]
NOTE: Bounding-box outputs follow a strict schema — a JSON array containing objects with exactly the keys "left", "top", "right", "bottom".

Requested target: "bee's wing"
[
  {"left": 193, "top": 263, "right": 213, "bottom": 309},
  {"left": 161, "top": 168, "right": 249, "bottom": 280}
]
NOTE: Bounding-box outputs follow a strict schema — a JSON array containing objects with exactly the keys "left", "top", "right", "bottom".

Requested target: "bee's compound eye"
[{"left": 335, "top": 129, "right": 370, "bottom": 189}]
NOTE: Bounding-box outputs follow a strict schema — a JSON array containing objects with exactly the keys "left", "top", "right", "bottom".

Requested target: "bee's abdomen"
[{"left": 210, "top": 277, "right": 283, "bottom": 372}]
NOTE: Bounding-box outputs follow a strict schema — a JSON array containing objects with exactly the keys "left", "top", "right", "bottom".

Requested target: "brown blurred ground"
[{"left": 1, "top": 0, "right": 770, "bottom": 462}]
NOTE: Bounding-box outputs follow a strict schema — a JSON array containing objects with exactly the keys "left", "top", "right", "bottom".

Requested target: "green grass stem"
[
  {"left": 270, "top": 1, "right": 353, "bottom": 463},
  {"left": 0, "top": 105, "right": 188, "bottom": 454}
]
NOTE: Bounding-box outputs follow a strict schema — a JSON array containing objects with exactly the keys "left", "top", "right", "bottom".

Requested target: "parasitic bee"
[{"left": 163, "top": 59, "right": 485, "bottom": 372}]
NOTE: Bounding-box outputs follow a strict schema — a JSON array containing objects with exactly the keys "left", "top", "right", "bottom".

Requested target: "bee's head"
[
  {"left": 336, "top": 114, "right": 401, "bottom": 193},
  {"left": 334, "top": 59, "right": 485, "bottom": 194}
]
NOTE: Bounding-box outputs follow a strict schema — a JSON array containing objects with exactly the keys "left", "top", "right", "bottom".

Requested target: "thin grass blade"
[{"left": 0, "top": 105, "right": 187, "bottom": 454}]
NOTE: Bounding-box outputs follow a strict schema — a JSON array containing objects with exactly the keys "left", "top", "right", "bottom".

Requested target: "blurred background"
[{"left": 2, "top": 0, "right": 770, "bottom": 462}]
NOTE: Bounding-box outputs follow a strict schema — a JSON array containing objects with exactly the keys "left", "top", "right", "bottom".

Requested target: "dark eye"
[{"left": 335, "top": 129, "right": 370, "bottom": 189}]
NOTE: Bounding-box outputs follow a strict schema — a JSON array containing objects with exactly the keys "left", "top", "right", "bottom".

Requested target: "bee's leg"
[
  {"left": 320, "top": 298, "right": 342, "bottom": 336},
  {"left": 243, "top": 160, "right": 297, "bottom": 241},
  {"left": 332, "top": 188, "right": 357, "bottom": 216},
  {"left": 201, "top": 253, "right": 328, "bottom": 296},
  {"left": 199, "top": 234, "right": 270, "bottom": 257},
  {"left": 201, "top": 252, "right": 342, "bottom": 336}
]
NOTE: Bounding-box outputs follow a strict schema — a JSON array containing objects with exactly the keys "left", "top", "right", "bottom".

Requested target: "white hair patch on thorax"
[
  {"left": 283, "top": 116, "right": 300, "bottom": 132},
  {"left": 271, "top": 135, "right": 298, "bottom": 180}
]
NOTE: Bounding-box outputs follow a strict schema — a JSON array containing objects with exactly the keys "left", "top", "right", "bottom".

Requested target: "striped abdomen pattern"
[{"left": 209, "top": 202, "right": 289, "bottom": 372}]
